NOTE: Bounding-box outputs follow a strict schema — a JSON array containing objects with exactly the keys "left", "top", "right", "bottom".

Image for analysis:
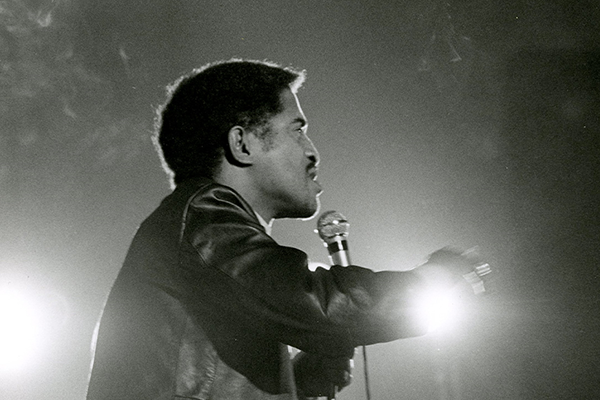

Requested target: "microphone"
[
  {"left": 316, "top": 211, "right": 373, "bottom": 400},
  {"left": 317, "top": 212, "right": 369, "bottom": 400},
  {"left": 317, "top": 210, "right": 351, "bottom": 400},
  {"left": 316, "top": 210, "right": 351, "bottom": 267}
]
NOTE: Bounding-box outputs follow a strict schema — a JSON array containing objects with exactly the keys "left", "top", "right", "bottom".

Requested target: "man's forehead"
[{"left": 279, "top": 89, "right": 307, "bottom": 123}]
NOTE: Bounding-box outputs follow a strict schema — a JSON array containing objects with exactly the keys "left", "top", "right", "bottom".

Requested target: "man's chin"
[
  {"left": 298, "top": 198, "right": 321, "bottom": 221},
  {"left": 278, "top": 198, "right": 321, "bottom": 221}
]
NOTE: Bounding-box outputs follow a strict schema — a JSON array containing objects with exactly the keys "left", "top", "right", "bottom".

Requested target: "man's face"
[{"left": 251, "top": 89, "right": 322, "bottom": 219}]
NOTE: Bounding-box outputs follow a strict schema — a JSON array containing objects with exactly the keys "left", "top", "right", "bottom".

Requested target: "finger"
[
  {"left": 475, "top": 262, "right": 492, "bottom": 276},
  {"left": 461, "top": 246, "right": 480, "bottom": 258},
  {"left": 328, "top": 385, "right": 337, "bottom": 399},
  {"left": 462, "top": 270, "right": 486, "bottom": 295},
  {"left": 325, "top": 368, "right": 352, "bottom": 388}
]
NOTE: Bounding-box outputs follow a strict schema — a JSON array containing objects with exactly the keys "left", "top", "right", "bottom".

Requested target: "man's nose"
[{"left": 304, "top": 138, "right": 320, "bottom": 166}]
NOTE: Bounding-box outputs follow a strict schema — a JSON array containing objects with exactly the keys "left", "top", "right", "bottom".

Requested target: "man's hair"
[{"left": 154, "top": 59, "right": 306, "bottom": 186}]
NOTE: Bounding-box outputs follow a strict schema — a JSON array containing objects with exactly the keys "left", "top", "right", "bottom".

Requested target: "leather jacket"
[{"left": 86, "top": 178, "right": 428, "bottom": 400}]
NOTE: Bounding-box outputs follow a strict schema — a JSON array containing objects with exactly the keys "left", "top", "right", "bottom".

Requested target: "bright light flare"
[
  {"left": 0, "top": 288, "right": 43, "bottom": 372},
  {"left": 416, "top": 288, "right": 463, "bottom": 333}
]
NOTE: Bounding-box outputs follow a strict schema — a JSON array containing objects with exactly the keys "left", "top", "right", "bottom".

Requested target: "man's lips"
[{"left": 307, "top": 167, "right": 322, "bottom": 193}]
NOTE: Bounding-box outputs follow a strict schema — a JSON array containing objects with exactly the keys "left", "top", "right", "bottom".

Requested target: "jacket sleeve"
[{"left": 175, "top": 185, "right": 429, "bottom": 357}]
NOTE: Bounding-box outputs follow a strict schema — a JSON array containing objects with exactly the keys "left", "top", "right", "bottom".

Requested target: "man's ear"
[{"left": 226, "top": 126, "right": 253, "bottom": 166}]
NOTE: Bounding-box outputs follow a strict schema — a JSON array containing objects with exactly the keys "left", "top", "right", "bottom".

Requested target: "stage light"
[
  {"left": 0, "top": 288, "right": 43, "bottom": 372},
  {"left": 416, "top": 287, "right": 462, "bottom": 333}
]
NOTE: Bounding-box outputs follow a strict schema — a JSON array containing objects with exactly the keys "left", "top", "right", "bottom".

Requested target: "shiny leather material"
[{"left": 86, "top": 178, "right": 427, "bottom": 399}]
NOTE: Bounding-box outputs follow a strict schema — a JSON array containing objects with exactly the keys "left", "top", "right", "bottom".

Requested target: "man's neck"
[
  {"left": 255, "top": 212, "right": 273, "bottom": 236},
  {"left": 213, "top": 162, "right": 276, "bottom": 221}
]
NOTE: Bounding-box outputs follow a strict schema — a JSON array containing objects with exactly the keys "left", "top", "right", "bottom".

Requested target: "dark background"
[{"left": 1, "top": 1, "right": 599, "bottom": 399}]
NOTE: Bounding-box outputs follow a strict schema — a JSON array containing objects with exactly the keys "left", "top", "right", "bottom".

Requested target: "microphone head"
[{"left": 316, "top": 210, "right": 349, "bottom": 243}]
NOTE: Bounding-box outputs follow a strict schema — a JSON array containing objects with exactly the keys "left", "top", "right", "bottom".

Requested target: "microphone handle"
[{"left": 327, "top": 236, "right": 351, "bottom": 267}]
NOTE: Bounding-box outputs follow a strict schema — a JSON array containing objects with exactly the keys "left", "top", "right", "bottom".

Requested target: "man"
[{"left": 86, "top": 59, "right": 490, "bottom": 400}]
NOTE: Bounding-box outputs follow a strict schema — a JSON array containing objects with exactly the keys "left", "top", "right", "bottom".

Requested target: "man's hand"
[
  {"left": 417, "top": 247, "right": 492, "bottom": 295},
  {"left": 293, "top": 351, "right": 353, "bottom": 399}
]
